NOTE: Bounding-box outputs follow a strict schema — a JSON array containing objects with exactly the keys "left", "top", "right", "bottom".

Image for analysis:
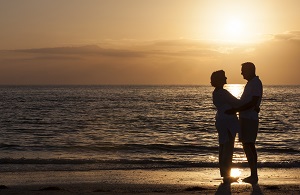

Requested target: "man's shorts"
[{"left": 239, "top": 118, "right": 259, "bottom": 143}]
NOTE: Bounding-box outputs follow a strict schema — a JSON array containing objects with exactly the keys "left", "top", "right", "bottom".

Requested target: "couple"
[{"left": 211, "top": 62, "right": 263, "bottom": 184}]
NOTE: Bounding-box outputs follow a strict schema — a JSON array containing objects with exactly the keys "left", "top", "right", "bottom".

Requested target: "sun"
[
  {"left": 208, "top": 14, "right": 251, "bottom": 42},
  {"left": 226, "top": 18, "right": 244, "bottom": 37},
  {"left": 199, "top": 2, "right": 262, "bottom": 43},
  {"left": 223, "top": 17, "right": 245, "bottom": 41}
]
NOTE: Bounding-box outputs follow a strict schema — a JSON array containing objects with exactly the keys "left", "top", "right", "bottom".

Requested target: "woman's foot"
[{"left": 242, "top": 176, "right": 258, "bottom": 184}]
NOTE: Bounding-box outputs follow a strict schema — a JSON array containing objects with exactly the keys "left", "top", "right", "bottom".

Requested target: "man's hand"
[{"left": 225, "top": 108, "right": 237, "bottom": 115}]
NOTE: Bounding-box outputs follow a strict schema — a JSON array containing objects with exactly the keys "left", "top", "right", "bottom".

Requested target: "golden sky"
[{"left": 0, "top": 0, "right": 299, "bottom": 85}]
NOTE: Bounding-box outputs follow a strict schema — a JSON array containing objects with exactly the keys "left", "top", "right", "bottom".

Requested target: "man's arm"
[{"left": 225, "top": 96, "right": 260, "bottom": 114}]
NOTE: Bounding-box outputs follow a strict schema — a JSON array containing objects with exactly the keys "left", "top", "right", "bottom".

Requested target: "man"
[{"left": 226, "top": 62, "right": 263, "bottom": 184}]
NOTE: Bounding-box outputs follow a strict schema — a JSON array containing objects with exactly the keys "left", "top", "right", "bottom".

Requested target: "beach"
[{"left": 1, "top": 168, "right": 299, "bottom": 194}]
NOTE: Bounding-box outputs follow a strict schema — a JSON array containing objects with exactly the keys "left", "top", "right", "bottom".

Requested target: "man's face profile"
[{"left": 241, "top": 66, "right": 250, "bottom": 80}]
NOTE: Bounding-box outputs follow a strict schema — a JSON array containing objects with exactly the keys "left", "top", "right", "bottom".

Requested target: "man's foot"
[
  {"left": 223, "top": 176, "right": 239, "bottom": 184},
  {"left": 242, "top": 176, "right": 258, "bottom": 184}
]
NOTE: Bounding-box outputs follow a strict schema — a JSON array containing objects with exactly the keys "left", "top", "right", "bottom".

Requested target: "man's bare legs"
[{"left": 242, "top": 142, "right": 258, "bottom": 183}]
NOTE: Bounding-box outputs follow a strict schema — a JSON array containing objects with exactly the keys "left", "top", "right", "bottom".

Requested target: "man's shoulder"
[
  {"left": 254, "top": 76, "right": 262, "bottom": 84},
  {"left": 248, "top": 76, "right": 262, "bottom": 87}
]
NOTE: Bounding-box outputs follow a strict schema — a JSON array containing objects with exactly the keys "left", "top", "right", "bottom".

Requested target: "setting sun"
[
  {"left": 202, "top": 1, "right": 264, "bottom": 43},
  {"left": 217, "top": 13, "right": 254, "bottom": 42},
  {"left": 225, "top": 18, "right": 244, "bottom": 38}
]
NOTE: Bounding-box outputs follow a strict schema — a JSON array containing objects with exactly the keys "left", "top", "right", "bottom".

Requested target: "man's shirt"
[{"left": 240, "top": 76, "right": 263, "bottom": 120}]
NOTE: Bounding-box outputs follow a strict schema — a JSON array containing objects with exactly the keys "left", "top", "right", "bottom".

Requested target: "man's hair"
[
  {"left": 211, "top": 70, "right": 225, "bottom": 87},
  {"left": 241, "top": 62, "right": 256, "bottom": 74}
]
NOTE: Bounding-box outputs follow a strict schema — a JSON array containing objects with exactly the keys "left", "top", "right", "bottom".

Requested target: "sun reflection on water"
[
  {"left": 224, "top": 84, "right": 244, "bottom": 98},
  {"left": 230, "top": 168, "right": 242, "bottom": 178},
  {"left": 232, "top": 135, "right": 247, "bottom": 164}
]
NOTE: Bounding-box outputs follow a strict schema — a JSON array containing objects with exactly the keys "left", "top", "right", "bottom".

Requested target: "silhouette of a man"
[{"left": 226, "top": 62, "right": 263, "bottom": 184}]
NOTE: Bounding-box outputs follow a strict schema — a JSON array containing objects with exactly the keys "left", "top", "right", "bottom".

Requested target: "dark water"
[{"left": 0, "top": 85, "right": 299, "bottom": 172}]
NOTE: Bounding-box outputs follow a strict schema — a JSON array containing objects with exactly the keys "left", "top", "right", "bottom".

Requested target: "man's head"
[{"left": 241, "top": 62, "right": 256, "bottom": 81}]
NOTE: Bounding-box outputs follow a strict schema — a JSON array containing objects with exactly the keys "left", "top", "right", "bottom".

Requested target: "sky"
[{"left": 0, "top": 0, "right": 299, "bottom": 85}]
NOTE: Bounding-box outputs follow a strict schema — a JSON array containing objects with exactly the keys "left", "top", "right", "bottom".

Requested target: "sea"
[{"left": 0, "top": 85, "right": 299, "bottom": 172}]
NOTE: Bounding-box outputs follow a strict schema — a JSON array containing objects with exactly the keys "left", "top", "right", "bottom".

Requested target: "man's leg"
[
  {"left": 240, "top": 118, "right": 259, "bottom": 183},
  {"left": 242, "top": 142, "right": 258, "bottom": 183}
]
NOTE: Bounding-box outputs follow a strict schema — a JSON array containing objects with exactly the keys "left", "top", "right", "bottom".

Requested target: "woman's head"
[{"left": 211, "top": 70, "right": 227, "bottom": 87}]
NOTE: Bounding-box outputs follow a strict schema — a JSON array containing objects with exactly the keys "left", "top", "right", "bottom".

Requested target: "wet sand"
[{"left": 0, "top": 168, "right": 299, "bottom": 194}]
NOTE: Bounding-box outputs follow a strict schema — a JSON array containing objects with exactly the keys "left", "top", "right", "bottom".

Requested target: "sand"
[{"left": 0, "top": 168, "right": 299, "bottom": 194}]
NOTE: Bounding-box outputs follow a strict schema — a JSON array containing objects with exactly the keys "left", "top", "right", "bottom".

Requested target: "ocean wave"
[
  {"left": 0, "top": 143, "right": 219, "bottom": 153},
  {"left": 1, "top": 143, "right": 298, "bottom": 156},
  {"left": 0, "top": 158, "right": 299, "bottom": 170}
]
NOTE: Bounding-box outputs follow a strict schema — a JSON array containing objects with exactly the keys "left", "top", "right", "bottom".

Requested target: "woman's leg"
[
  {"left": 219, "top": 131, "right": 235, "bottom": 178},
  {"left": 219, "top": 143, "right": 226, "bottom": 177}
]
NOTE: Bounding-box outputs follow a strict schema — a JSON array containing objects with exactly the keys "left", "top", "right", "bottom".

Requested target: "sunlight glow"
[
  {"left": 230, "top": 168, "right": 242, "bottom": 178},
  {"left": 224, "top": 84, "right": 244, "bottom": 98},
  {"left": 225, "top": 18, "right": 244, "bottom": 38},
  {"left": 219, "top": 15, "right": 251, "bottom": 42},
  {"left": 204, "top": 3, "right": 261, "bottom": 43}
]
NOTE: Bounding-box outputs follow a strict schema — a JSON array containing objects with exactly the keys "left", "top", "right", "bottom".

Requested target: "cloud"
[
  {"left": 4, "top": 40, "right": 227, "bottom": 62},
  {"left": 5, "top": 38, "right": 255, "bottom": 60},
  {"left": 0, "top": 36, "right": 299, "bottom": 85},
  {"left": 272, "top": 31, "right": 300, "bottom": 42},
  {"left": 14, "top": 45, "right": 145, "bottom": 58},
  {"left": 0, "top": 41, "right": 220, "bottom": 85},
  {"left": 245, "top": 32, "right": 300, "bottom": 85}
]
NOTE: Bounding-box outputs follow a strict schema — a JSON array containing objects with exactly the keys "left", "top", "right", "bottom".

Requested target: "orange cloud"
[{"left": 0, "top": 36, "right": 299, "bottom": 85}]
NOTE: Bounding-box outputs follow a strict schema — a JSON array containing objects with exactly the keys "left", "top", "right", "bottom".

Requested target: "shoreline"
[{"left": 1, "top": 168, "right": 299, "bottom": 194}]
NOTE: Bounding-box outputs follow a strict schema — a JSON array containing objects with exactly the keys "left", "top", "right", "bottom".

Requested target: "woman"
[{"left": 211, "top": 70, "right": 241, "bottom": 184}]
